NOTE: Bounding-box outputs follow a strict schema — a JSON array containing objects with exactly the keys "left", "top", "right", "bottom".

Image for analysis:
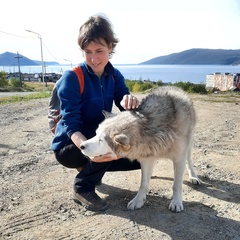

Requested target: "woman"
[{"left": 52, "top": 14, "right": 141, "bottom": 211}]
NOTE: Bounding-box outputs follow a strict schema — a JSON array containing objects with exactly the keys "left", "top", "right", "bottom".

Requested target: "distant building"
[
  {"left": 206, "top": 72, "right": 240, "bottom": 91},
  {"left": 7, "top": 72, "right": 61, "bottom": 83}
]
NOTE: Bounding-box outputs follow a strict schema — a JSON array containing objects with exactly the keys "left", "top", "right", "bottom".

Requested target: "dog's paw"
[
  {"left": 169, "top": 200, "right": 183, "bottom": 213},
  {"left": 189, "top": 176, "right": 201, "bottom": 185},
  {"left": 127, "top": 197, "right": 146, "bottom": 210}
]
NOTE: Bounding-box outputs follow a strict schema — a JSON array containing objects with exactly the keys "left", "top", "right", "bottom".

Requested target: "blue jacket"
[{"left": 51, "top": 61, "right": 130, "bottom": 151}]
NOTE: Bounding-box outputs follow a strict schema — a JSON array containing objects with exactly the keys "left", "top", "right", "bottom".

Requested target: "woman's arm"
[{"left": 71, "top": 131, "right": 87, "bottom": 149}]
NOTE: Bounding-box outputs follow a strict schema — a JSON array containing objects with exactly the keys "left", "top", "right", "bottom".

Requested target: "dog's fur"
[{"left": 80, "top": 86, "right": 200, "bottom": 212}]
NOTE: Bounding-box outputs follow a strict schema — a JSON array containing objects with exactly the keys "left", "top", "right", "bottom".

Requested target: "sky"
[{"left": 1, "top": 0, "right": 240, "bottom": 65}]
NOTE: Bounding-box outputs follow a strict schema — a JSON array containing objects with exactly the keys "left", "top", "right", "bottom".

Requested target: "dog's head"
[
  {"left": 80, "top": 130, "right": 118, "bottom": 158},
  {"left": 80, "top": 111, "right": 139, "bottom": 158}
]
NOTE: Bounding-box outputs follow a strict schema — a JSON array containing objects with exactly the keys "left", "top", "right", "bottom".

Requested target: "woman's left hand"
[
  {"left": 120, "top": 94, "right": 139, "bottom": 110},
  {"left": 90, "top": 153, "right": 119, "bottom": 163}
]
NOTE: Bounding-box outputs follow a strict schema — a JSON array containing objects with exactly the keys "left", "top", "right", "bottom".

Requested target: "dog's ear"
[
  {"left": 102, "top": 110, "right": 115, "bottom": 119},
  {"left": 114, "top": 134, "right": 131, "bottom": 150}
]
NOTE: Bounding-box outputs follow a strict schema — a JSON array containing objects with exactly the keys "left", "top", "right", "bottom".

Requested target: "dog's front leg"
[
  {"left": 127, "top": 160, "right": 156, "bottom": 210},
  {"left": 169, "top": 159, "right": 186, "bottom": 212}
]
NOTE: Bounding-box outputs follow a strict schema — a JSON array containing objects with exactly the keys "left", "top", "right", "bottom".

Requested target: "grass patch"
[
  {"left": 0, "top": 91, "right": 51, "bottom": 104},
  {"left": 23, "top": 82, "right": 54, "bottom": 92},
  {"left": 0, "top": 81, "right": 54, "bottom": 92},
  {"left": 0, "top": 81, "right": 54, "bottom": 105}
]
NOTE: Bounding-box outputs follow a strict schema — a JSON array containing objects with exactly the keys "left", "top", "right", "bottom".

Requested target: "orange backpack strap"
[{"left": 73, "top": 66, "right": 84, "bottom": 94}]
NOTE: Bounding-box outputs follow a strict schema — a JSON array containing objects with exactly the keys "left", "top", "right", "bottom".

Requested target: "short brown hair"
[{"left": 77, "top": 14, "right": 119, "bottom": 57}]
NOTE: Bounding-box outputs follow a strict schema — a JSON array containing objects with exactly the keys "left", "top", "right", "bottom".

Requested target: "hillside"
[
  {"left": 141, "top": 48, "right": 240, "bottom": 65},
  {"left": 0, "top": 52, "right": 59, "bottom": 66}
]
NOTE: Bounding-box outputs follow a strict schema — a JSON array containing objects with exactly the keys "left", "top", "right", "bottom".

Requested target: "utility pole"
[
  {"left": 15, "top": 51, "right": 23, "bottom": 88},
  {"left": 64, "top": 59, "right": 73, "bottom": 69},
  {"left": 44, "top": 62, "right": 48, "bottom": 86},
  {"left": 25, "top": 30, "right": 45, "bottom": 89}
]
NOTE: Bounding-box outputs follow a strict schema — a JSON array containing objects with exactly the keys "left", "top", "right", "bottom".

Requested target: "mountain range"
[
  {"left": 140, "top": 48, "right": 240, "bottom": 65},
  {"left": 0, "top": 52, "right": 59, "bottom": 66},
  {"left": 1, "top": 49, "right": 240, "bottom": 66}
]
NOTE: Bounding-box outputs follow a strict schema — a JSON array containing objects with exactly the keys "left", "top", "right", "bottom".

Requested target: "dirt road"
[
  {"left": 0, "top": 92, "right": 239, "bottom": 240},
  {"left": 0, "top": 92, "right": 38, "bottom": 98}
]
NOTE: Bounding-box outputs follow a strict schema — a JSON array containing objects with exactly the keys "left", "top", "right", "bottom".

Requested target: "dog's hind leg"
[
  {"left": 169, "top": 152, "right": 187, "bottom": 213},
  {"left": 127, "top": 160, "right": 156, "bottom": 210},
  {"left": 186, "top": 140, "right": 201, "bottom": 185}
]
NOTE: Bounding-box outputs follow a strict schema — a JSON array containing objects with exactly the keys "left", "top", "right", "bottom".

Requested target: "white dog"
[{"left": 80, "top": 86, "right": 200, "bottom": 212}]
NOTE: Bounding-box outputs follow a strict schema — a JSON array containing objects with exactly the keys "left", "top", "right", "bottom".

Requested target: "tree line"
[{"left": 1, "top": 71, "right": 207, "bottom": 94}]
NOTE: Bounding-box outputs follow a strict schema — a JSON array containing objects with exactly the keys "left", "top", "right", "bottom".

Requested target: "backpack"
[{"left": 48, "top": 66, "right": 84, "bottom": 134}]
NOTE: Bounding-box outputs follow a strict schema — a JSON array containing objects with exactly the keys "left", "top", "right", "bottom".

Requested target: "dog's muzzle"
[{"left": 80, "top": 144, "right": 85, "bottom": 150}]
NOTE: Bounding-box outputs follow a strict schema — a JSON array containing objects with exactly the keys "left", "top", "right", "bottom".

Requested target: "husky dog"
[{"left": 80, "top": 86, "right": 200, "bottom": 212}]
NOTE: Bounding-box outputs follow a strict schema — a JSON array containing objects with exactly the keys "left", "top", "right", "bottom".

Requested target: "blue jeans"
[{"left": 54, "top": 144, "right": 141, "bottom": 193}]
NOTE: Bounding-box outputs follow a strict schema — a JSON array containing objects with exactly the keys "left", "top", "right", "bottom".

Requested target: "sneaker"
[{"left": 73, "top": 191, "right": 108, "bottom": 211}]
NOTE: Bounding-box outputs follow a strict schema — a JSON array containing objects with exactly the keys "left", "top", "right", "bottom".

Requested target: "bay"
[
  {"left": 116, "top": 65, "right": 240, "bottom": 84},
  {"left": 2, "top": 64, "right": 240, "bottom": 84}
]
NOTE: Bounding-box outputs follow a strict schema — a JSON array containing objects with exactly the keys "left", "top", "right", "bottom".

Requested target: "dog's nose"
[{"left": 80, "top": 145, "right": 85, "bottom": 150}]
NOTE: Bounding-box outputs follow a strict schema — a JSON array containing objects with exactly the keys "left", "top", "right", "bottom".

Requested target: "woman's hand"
[
  {"left": 120, "top": 94, "right": 139, "bottom": 110},
  {"left": 90, "top": 153, "right": 119, "bottom": 163}
]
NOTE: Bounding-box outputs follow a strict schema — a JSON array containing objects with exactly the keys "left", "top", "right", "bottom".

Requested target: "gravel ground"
[{"left": 0, "top": 92, "right": 239, "bottom": 240}]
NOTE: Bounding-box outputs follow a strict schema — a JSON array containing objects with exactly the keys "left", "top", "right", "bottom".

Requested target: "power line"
[
  {"left": 42, "top": 42, "right": 60, "bottom": 63},
  {"left": 0, "top": 30, "right": 31, "bottom": 38},
  {"left": 1, "top": 30, "right": 61, "bottom": 63}
]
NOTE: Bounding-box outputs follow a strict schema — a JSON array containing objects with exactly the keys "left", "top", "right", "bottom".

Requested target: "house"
[{"left": 206, "top": 72, "right": 240, "bottom": 91}]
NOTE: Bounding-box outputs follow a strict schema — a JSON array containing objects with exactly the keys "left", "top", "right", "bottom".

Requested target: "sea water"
[
  {"left": 116, "top": 65, "right": 240, "bottom": 84},
  {"left": 1, "top": 64, "right": 240, "bottom": 84}
]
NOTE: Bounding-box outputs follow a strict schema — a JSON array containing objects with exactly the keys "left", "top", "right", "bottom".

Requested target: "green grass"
[
  {"left": 0, "top": 91, "right": 51, "bottom": 104},
  {"left": 0, "top": 82, "right": 54, "bottom": 105},
  {"left": 1, "top": 79, "right": 239, "bottom": 105}
]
